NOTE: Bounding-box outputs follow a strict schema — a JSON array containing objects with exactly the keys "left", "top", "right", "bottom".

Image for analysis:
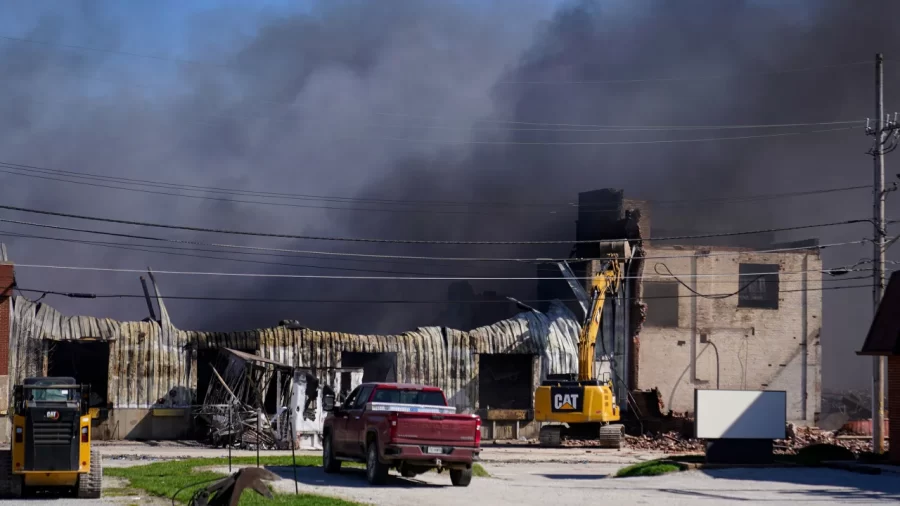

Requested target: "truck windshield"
[{"left": 372, "top": 389, "right": 445, "bottom": 406}]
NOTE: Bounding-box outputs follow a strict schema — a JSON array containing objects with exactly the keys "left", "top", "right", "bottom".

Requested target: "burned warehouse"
[{"left": 0, "top": 188, "right": 822, "bottom": 442}]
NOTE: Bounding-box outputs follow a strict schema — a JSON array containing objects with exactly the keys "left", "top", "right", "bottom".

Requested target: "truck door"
[
  {"left": 332, "top": 386, "right": 358, "bottom": 455},
  {"left": 345, "top": 385, "right": 374, "bottom": 456}
]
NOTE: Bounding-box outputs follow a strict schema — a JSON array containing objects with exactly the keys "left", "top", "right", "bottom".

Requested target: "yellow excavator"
[{"left": 534, "top": 251, "right": 626, "bottom": 448}]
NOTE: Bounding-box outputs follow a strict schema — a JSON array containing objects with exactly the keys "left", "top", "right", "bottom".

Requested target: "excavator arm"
[{"left": 577, "top": 257, "right": 621, "bottom": 382}]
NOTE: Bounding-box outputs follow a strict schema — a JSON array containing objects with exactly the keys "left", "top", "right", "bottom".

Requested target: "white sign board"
[{"left": 694, "top": 389, "right": 786, "bottom": 440}]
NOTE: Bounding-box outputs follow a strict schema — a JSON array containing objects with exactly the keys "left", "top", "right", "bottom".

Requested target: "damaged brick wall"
[{"left": 637, "top": 246, "right": 822, "bottom": 424}]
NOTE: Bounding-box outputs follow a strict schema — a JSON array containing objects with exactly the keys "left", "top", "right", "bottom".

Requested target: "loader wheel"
[
  {"left": 76, "top": 448, "right": 102, "bottom": 499},
  {"left": 450, "top": 467, "right": 472, "bottom": 487},
  {"left": 539, "top": 426, "right": 562, "bottom": 447},
  {"left": 0, "top": 450, "right": 22, "bottom": 499},
  {"left": 598, "top": 424, "right": 624, "bottom": 450}
]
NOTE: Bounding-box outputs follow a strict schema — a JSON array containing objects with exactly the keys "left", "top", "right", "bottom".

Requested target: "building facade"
[{"left": 637, "top": 245, "right": 822, "bottom": 425}]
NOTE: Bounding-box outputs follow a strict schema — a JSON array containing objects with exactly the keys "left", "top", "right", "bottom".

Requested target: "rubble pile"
[
  {"left": 776, "top": 424, "right": 888, "bottom": 455},
  {"left": 609, "top": 423, "right": 890, "bottom": 454},
  {"left": 623, "top": 432, "right": 703, "bottom": 453}
]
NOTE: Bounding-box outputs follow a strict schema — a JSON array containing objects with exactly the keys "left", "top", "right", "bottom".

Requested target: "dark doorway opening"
[
  {"left": 195, "top": 349, "right": 218, "bottom": 405},
  {"left": 47, "top": 340, "right": 110, "bottom": 408},
  {"left": 478, "top": 354, "right": 534, "bottom": 410},
  {"left": 341, "top": 352, "right": 397, "bottom": 383}
]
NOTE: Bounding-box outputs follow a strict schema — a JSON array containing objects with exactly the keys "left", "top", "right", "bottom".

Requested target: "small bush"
[{"left": 615, "top": 459, "right": 684, "bottom": 477}]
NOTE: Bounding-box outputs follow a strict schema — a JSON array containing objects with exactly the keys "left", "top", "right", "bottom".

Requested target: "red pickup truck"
[{"left": 321, "top": 382, "right": 481, "bottom": 486}]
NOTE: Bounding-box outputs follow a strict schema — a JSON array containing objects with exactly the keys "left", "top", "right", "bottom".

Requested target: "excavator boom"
[{"left": 577, "top": 259, "right": 621, "bottom": 382}]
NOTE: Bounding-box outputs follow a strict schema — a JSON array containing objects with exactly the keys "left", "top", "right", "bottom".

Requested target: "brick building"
[
  {"left": 540, "top": 190, "right": 823, "bottom": 426},
  {"left": 639, "top": 244, "right": 822, "bottom": 424},
  {"left": 857, "top": 270, "right": 899, "bottom": 463}
]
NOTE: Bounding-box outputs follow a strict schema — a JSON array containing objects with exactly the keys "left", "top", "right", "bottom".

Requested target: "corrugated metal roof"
[
  {"left": 222, "top": 347, "right": 294, "bottom": 369},
  {"left": 858, "top": 271, "right": 900, "bottom": 356},
  {"left": 9, "top": 294, "right": 583, "bottom": 411}
]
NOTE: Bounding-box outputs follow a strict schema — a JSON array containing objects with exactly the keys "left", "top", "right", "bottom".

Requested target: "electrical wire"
[
  {"left": 12, "top": 283, "right": 875, "bottom": 304},
  {"left": 0, "top": 217, "right": 871, "bottom": 263},
  {"left": 0, "top": 159, "right": 871, "bottom": 210},
  {"left": 2, "top": 228, "right": 872, "bottom": 283},
  {"left": 655, "top": 262, "right": 768, "bottom": 299},
  {"left": 0, "top": 165, "right": 573, "bottom": 217},
  {"left": 0, "top": 34, "right": 870, "bottom": 83},
  {"left": 346, "top": 126, "right": 858, "bottom": 146},
  {"left": 495, "top": 61, "right": 872, "bottom": 85},
  {"left": 9, "top": 262, "right": 876, "bottom": 280},
  {"left": 0, "top": 204, "right": 872, "bottom": 245},
  {"left": 0, "top": 227, "right": 867, "bottom": 266},
  {"left": 0, "top": 91, "right": 867, "bottom": 134}
]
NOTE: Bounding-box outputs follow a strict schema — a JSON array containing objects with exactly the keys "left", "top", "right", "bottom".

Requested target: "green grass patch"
[
  {"left": 615, "top": 459, "right": 685, "bottom": 477},
  {"left": 105, "top": 455, "right": 488, "bottom": 504},
  {"left": 105, "top": 457, "right": 356, "bottom": 505}
]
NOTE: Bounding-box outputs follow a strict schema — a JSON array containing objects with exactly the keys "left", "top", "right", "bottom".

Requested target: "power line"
[
  {"left": 0, "top": 216, "right": 870, "bottom": 263},
  {"left": 0, "top": 159, "right": 872, "bottom": 211},
  {"left": 0, "top": 227, "right": 867, "bottom": 265},
  {"left": 2, "top": 91, "right": 868, "bottom": 136},
  {"left": 0, "top": 217, "right": 593, "bottom": 262},
  {"left": 1, "top": 88, "right": 867, "bottom": 134},
  {"left": 348, "top": 126, "right": 857, "bottom": 146},
  {"left": 0, "top": 34, "right": 219, "bottom": 67},
  {"left": 2, "top": 228, "right": 868, "bottom": 283},
  {"left": 12, "top": 283, "right": 874, "bottom": 305},
  {"left": 495, "top": 61, "right": 872, "bottom": 85},
  {"left": 9, "top": 262, "right": 874, "bottom": 281},
  {"left": 0, "top": 230, "right": 445, "bottom": 277},
  {"left": 0, "top": 165, "right": 569, "bottom": 217},
  {"left": 0, "top": 204, "right": 871, "bottom": 245},
  {"left": 0, "top": 34, "right": 871, "bottom": 84}
]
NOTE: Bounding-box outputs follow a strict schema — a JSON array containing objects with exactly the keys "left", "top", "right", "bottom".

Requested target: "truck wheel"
[
  {"left": 323, "top": 434, "right": 341, "bottom": 474},
  {"left": 365, "top": 443, "right": 389, "bottom": 486},
  {"left": 0, "top": 450, "right": 22, "bottom": 499},
  {"left": 76, "top": 448, "right": 102, "bottom": 499},
  {"left": 450, "top": 467, "right": 472, "bottom": 487}
]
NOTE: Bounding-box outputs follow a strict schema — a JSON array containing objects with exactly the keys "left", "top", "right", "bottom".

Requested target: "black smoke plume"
[{"left": 1, "top": 1, "right": 896, "bottom": 391}]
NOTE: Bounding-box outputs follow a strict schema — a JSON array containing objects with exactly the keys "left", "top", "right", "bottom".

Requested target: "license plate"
[{"left": 425, "top": 446, "right": 443, "bottom": 455}]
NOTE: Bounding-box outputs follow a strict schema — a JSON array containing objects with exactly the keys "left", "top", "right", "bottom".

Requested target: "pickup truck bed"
[{"left": 322, "top": 383, "right": 481, "bottom": 486}]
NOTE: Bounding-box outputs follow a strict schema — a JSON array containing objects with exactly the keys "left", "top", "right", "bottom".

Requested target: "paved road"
[
  {"left": 259, "top": 461, "right": 900, "bottom": 506},
  {"left": 4, "top": 444, "right": 899, "bottom": 505}
]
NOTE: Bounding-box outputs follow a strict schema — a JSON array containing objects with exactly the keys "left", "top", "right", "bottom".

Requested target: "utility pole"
[
  {"left": 873, "top": 52, "right": 886, "bottom": 456},
  {"left": 867, "top": 54, "right": 900, "bottom": 455},
  {"left": 864, "top": 52, "right": 898, "bottom": 454}
]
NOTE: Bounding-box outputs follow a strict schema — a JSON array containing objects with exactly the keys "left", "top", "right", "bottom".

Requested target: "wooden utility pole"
[{"left": 871, "top": 53, "right": 887, "bottom": 455}]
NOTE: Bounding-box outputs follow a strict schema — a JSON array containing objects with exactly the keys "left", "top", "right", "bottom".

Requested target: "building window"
[
  {"left": 643, "top": 281, "right": 679, "bottom": 327},
  {"left": 738, "top": 263, "right": 780, "bottom": 309}
]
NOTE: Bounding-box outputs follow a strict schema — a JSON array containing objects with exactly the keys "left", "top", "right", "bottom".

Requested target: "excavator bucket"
[{"left": 593, "top": 240, "right": 632, "bottom": 261}]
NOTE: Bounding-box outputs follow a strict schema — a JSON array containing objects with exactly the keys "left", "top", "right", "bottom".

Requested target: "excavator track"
[
  {"left": 597, "top": 424, "right": 625, "bottom": 449},
  {"left": 538, "top": 425, "right": 563, "bottom": 447}
]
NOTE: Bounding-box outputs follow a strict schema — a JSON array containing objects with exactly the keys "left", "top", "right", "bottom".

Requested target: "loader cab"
[{"left": 1, "top": 377, "right": 102, "bottom": 499}]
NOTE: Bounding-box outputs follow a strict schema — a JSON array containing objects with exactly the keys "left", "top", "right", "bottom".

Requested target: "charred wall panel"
[{"left": 10, "top": 296, "right": 583, "bottom": 415}]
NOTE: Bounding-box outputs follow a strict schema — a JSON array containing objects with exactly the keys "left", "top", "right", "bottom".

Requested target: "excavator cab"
[{"left": 0, "top": 377, "right": 102, "bottom": 499}]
